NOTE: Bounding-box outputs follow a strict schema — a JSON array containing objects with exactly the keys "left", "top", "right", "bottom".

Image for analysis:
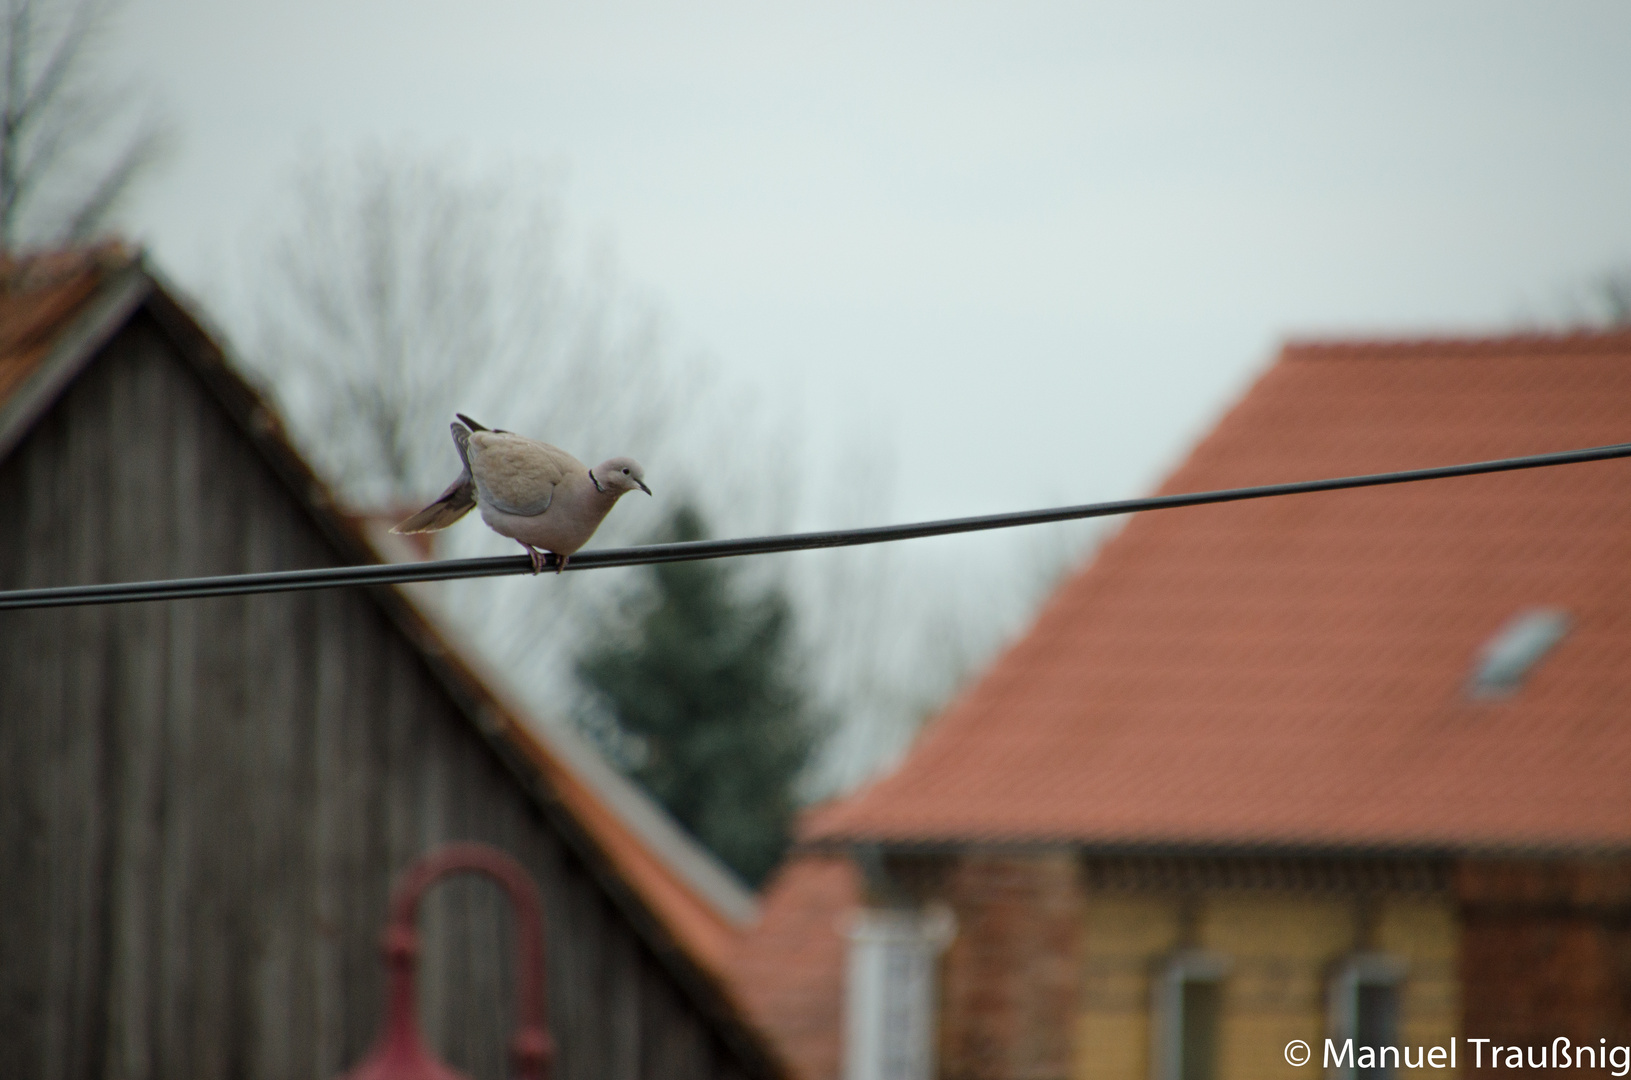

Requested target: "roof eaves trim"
[
  {"left": 534, "top": 717, "right": 759, "bottom": 925},
  {"left": 804, "top": 835, "right": 1631, "bottom": 860},
  {"left": 1282, "top": 327, "right": 1631, "bottom": 362},
  {"left": 0, "top": 259, "right": 150, "bottom": 461},
  {"left": 386, "top": 621, "right": 792, "bottom": 1080}
]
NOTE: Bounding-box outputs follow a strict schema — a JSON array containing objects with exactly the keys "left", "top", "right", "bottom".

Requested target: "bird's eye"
[{"left": 622, "top": 467, "right": 630, "bottom": 475}]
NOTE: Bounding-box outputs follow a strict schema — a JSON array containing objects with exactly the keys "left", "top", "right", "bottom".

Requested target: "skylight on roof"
[{"left": 1467, "top": 608, "right": 1570, "bottom": 700}]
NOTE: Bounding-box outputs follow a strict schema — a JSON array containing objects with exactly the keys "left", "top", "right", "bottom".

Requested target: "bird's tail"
[{"left": 391, "top": 421, "right": 477, "bottom": 534}]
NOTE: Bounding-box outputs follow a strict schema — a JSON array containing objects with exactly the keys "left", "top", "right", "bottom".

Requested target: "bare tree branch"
[
  {"left": 232, "top": 152, "right": 726, "bottom": 740},
  {"left": 235, "top": 148, "right": 1065, "bottom": 800},
  {"left": 0, "top": 0, "right": 164, "bottom": 248},
  {"left": 15, "top": 0, "right": 97, "bottom": 124},
  {"left": 64, "top": 113, "right": 158, "bottom": 238}
]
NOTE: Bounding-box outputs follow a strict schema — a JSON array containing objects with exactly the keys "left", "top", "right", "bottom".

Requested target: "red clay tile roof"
[
  {"left": 806, "top": 330, "right": 1631, "bottom": 853},
  {"left": 727, "top": 852, "right": 860, "bottom": 1080},
  {"left": 0, "top": 244, "right": 126, "bottom": 401},
  {"left": 497, "top": 709, "right": 747, "bottom": 977}
]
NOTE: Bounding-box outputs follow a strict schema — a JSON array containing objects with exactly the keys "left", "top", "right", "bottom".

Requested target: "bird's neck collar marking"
[{"left": 588, "top": 468, "right": 605, "bottom": 494}]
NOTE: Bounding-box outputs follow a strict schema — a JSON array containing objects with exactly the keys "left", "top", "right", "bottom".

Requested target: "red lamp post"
[{"left": 339, "top": 843, "right": 554, "bottom": 1080}]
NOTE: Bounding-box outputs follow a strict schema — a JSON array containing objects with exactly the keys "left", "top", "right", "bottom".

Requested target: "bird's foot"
[
  {"left": 555, "top": 553, "right": 570, "bottom": 575},
  {"left": 522, "top": 544, "right": 549, "bottom": 575}
]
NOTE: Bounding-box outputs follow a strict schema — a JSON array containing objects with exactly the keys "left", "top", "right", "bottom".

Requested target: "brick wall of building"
[
  {"left": 1458, "top": 858, "right": 1631, "bottom": 1075},
  {"left": 935, "top": 853, "right": 1084, "bottom": 1080}
]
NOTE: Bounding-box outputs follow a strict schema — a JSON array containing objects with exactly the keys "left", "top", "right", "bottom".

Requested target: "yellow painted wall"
[
  {"left": 1073, "top": 892, "right": 1459, "bottom": 1080},
  {"left": 1378, "top": 899, "right": 1460, "bottom": 1063},
  {"left": 1077, "top": 895, "right": 1181, "bottom": 1080}
]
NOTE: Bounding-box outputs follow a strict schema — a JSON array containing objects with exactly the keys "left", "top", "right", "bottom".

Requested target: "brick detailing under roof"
[{"left": 806, "top": 331, "right": 1631, "bottom": 852}]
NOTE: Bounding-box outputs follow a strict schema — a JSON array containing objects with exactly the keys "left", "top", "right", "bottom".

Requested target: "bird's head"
[{"left": 592, "top": 457, "right": 651, "bottom": 497}]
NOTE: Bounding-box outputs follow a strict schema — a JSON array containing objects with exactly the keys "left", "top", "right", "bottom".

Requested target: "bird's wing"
[
  {"left": 391, "top": 422, "right": 478, "bottom": 533},
  {"left": 471, "top": 433, "right": 582, "bottom": 517}
]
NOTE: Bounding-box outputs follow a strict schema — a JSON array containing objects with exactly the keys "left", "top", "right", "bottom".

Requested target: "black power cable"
[{"left": 3, "top": 439, "right": 1629, "bottom": 611}]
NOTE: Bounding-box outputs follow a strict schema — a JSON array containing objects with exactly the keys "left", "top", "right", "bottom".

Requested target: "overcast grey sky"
[
  {"left": 95, "top": 2, "right": 1631, "bottom": 790},
  {"left": 111, "top": 1, "right": 1631, "bottom": 527}
]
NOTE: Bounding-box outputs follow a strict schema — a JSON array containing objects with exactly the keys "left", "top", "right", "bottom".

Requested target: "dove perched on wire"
[{"left": 391, "top": 414, "right": 651, "bottom": 574}]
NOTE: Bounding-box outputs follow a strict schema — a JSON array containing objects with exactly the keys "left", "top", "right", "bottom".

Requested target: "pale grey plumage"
[{"left": 392, "top": 414, "right": 650, "bottom": 573}]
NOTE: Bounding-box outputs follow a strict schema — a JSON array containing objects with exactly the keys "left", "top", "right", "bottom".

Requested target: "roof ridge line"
[{"left": 1283, "top": 327, "right": 1631, "bottom": 360}]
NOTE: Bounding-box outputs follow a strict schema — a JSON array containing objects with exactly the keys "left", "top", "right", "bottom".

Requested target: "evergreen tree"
[{"left": 576, "top": 503, "right": 813, "bottom": 886}]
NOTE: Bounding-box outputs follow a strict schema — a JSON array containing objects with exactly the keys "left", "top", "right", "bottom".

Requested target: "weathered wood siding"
[{"left": 0, "top": 309, "right": 755, "bottom": 1080}]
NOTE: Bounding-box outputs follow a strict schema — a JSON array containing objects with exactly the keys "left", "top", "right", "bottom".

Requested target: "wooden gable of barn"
[{"left": 0, "top": 249, "right": 783, "bottom": 1080}]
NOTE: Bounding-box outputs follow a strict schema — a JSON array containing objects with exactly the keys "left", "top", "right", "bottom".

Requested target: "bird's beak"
[{"left": 637, "top": 480, "right": 652, "bottom": 496}]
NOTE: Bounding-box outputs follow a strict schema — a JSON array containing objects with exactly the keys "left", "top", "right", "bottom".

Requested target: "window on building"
[
  {"left": 1179, "top": 978, "right": 1222, "bottom": 1080},
  {"left": 1467, "top": 607, "right": 1570, "bottom": 699},
  {"left": 1328, "top": 954, "right": 1407, "bottom": 1080},
  {"left": 844, "top": 906, "right": 955, "bottom": 1080},
  {"left": 1152, "top": 952, "right": 1229, "bottom": 1080}
]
